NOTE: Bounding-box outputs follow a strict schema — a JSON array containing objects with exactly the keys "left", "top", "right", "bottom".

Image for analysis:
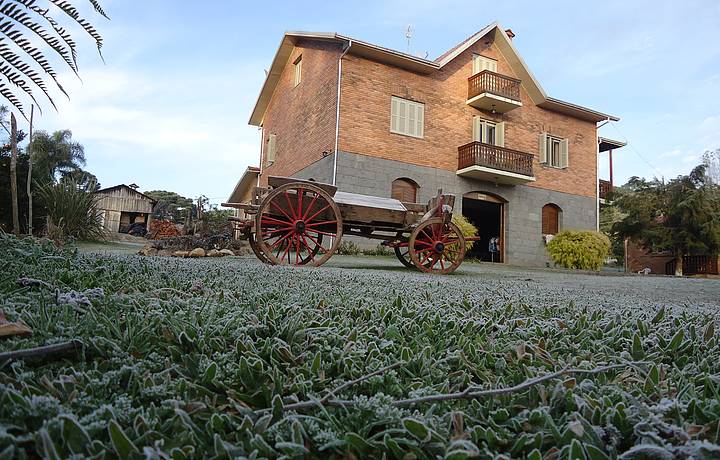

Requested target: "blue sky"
[{"left": 30, "top": 0, "right": 720, "bottom": 205}]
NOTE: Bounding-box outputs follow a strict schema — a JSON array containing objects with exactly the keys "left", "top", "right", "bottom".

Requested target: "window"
[
  {"left": 473, "top": 117, "right": 504, "bottom": 146},
  {"left": 390, "top": 96, "right": 424, "bottom": 138},
  {"left": 391, "top": 178, "right": 419, "bottom": 203},
  {"left": 542, "top": 204, "right": 561, "bottom": 235},
  {"left": 265, "top": 134, "right": 277, "bottom": 166},
  {"left": 472, "top": 54, "right": 497, "bottom": 74},
  {"left": 293, "top": 55, "right": 302, "bottom": 87},
  {"left": 539, "top": 133, "right": 569, "bottom": 168}
]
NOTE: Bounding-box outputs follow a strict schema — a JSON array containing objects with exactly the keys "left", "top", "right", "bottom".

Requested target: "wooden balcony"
[
  {"left": 457, "top": 142, "right": 535, "bottom": 185},
  {"left": 467, "top": 70, "right": 522, "bottom": 113},
  {"left": 599, "top": 179, "right": 612, "bottom": 200}
]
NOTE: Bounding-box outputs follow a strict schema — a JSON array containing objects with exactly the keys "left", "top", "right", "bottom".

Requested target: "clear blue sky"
[{"left": 32, "top": 0, "right": 720, "bottom": 205}]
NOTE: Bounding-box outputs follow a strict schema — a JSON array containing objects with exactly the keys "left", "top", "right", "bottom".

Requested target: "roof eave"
[{"left": 540, "top": 97, "right": 620, "bottom": 123}]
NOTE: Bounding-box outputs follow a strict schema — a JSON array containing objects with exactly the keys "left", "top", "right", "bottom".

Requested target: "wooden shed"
[{"left": 95, "top": 185, "right": 157, "bottom": 234}]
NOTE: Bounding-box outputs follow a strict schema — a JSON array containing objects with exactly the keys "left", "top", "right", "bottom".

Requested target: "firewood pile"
[{"left": 148, "top": 220, "right": 181, "bottom": 239}]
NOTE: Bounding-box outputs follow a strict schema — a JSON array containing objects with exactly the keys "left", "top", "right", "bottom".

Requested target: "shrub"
[
  {"left": 38, "top": 181, "right": 105, "bottom": 242},
  {"left": 451, "top": 214, "right": 478, "bottom": 250},
  {"left": 336, "top": 240, "right": 361, "bottom": 255},
  {"left": 362, "top": 244, "right": 392, "bottom": 256},
  {"left": 546, "top": 230, "right": 610, "bottom": 270}
]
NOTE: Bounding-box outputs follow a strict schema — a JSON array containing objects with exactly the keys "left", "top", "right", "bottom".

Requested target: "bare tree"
[{"left": 703, "top": 148, "right": 720, "bottom": 185}]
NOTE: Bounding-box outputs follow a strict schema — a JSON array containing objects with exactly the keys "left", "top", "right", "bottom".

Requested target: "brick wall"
[
  {"left": 338, "top": 36, "right": 598, "bottom": 198},
  {"left": 626, "top": 240, "right": 674, "bottom": 275},
  {"left": 259, "top": 40, "right": 342, "bottom": 185}
]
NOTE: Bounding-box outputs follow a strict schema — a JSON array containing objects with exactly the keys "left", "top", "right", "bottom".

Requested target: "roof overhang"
[
  {"left": 598, "top": 137, "right": 626, "bottom": 152},
  {"left": 95, "top": 184, "right": 157, "bottom": 204},
  {"left": 248, "top": 26, "right": 619, "bottom": 127},
  {"left": 226, "top": 166, "right": 261, "bottom": 203}
]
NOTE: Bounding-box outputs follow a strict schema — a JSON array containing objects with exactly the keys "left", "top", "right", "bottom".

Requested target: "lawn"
[{"left": 1, "top": 233, "right": 719, "bottom": 459}]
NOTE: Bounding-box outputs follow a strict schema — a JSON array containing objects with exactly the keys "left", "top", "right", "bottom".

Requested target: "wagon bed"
[{"left": 223, "top": 176, "right": 471, "bottom": 274}]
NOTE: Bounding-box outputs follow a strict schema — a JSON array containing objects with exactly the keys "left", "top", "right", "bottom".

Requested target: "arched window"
[
  {"left": 391, "top": 178, "right": 419, "bottom": 203},
  {"left": 542, "top": 204, "right": 562, "bottom": 235}
]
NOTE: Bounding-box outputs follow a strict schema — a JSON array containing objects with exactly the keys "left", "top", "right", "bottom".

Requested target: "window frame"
[
  {"left": 391, "top": 177, "right": 420, "bottom": 203},
  {"left": 390, "top": 96, "right": 425, "bottom": 139},
  {"left": 293, "top": 55, "right": 302, "bottom": 87}
]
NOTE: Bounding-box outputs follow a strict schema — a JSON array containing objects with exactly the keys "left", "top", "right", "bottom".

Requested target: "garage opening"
[
  {"left": 119, "top": 212, "right": 149, "bottom": 236},
  {"left": 462, "top": 192, "right": 505, "bottom": 263}
]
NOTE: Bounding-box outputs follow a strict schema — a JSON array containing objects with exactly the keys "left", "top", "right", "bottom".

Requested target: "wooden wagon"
[{"left": 222, "top": 176, "right": 471, "bottom": 274}]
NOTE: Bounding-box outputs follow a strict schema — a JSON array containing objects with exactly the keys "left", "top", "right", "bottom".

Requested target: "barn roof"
[{"left": 95, "top": 184, "right": 158, "bottom": 204}]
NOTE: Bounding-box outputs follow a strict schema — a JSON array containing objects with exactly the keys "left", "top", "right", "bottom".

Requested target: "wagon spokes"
[
  {"left": 408, "top": 218, "right": 466, "bottom": 274},
  {"left": 255, "top": 182, "right": 343, "bottom": 267}
]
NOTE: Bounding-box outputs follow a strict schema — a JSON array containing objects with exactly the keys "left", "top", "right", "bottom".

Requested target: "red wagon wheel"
[
  {"left": 248, "top": 232, "right": 271, "bottom": 264},
  {"left": 408, "top": 218, "right": 466, "bottom": 274},
  {"left": 255, "top": 182, "right": 342, "bottom": 267}
]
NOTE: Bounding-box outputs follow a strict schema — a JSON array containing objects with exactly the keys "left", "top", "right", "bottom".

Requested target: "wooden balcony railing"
[
  {"left": 599, "top": 179, "right": 612, "bottom": 199},
  {"left": 458, "top": 142, "right": 534, "bottom": 177},
  {"left": 468, "top": 70, "right": 521, "bottom": 101}
]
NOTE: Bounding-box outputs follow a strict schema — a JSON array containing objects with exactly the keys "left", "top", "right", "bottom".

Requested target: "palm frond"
[{"left": 0, "top": 0, "right": 107, "bottom": 117}]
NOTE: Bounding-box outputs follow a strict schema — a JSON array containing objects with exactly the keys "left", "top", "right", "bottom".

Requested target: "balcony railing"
[
  {"left": 599, "top": 179, "right": 612, "bottom": 200},
  {"left": 468, "top": 70, "right": 521, "bottom": 101},
  {"left": 458, "top": 142, "right": 534, "bottom": 177}
]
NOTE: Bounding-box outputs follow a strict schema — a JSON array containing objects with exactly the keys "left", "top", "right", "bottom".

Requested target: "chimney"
[{"left": 505, "top": 29, "right": 515, "bottom": 40}]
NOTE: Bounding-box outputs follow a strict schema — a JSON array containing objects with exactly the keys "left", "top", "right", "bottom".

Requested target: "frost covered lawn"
[{"left": 1, "top": 234, "right": 719, "bottom": 459}]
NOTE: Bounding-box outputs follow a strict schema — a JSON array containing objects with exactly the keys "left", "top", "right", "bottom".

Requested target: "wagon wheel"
[
  {"left": 392, "top": 232, "right": 415, "bottom": 269},
  {"left": 255, "top": 182, "right": 342, "bottom": 267},
  {"left": 408, "top": 218, "right": 466, "bottom": 274},
  {"left": 248, "top": 232, "right": 271, "bottom": 264}
]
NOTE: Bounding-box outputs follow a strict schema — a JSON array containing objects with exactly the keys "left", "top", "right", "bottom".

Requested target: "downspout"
[
  {"left": 332, "top": 39, "right": 352, "bottom": 186},
  {"left": 257, "top": 126, "right": 264, "bottom": 187}
]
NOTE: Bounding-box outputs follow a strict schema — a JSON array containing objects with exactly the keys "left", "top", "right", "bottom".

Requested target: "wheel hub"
[
  {"left": 294, "top": 220, "right": 306, "bottom": 234},
  {"left": 434, "top": 241, "right": 445, "bottom": 253}
]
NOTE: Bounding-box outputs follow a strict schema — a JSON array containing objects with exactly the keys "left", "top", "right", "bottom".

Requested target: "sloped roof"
[
  {"left": 226, "top": 166, "right": 260, "bottom": 203},
  {"left": 95, "top": 184, "right": 157, "bottom": 204},
  {"left": 248, "top": 24, "right": 618, "bottom": 126}
]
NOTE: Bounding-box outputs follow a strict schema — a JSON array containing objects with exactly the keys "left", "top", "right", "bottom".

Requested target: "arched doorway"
[{"left": 462, "top": 191, "right": 506, "bottom": 262}]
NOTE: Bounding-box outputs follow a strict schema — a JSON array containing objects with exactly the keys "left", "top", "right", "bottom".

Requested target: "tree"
[
  {"left": 60, "top": 169, "right": 99, "bottom": 191},
  {"left": 145, "top": 190, "right": 196, "bottom": 223},
  {"left": 613, "top": 165, "right": 720, "bottom": 275},
  {"left": 0, "top": 1, "right": 108, "bottom": 118},
  {"left": 703, "top": 148, "right": 720, "bottom": 185},
  {"left": 29, "top": 129, "right": 86, "bottom": 184}
]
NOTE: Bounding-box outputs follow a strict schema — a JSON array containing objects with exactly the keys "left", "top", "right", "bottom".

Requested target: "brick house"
[{"left": 232, "top": 23, "right": 620, "bottom": 267}]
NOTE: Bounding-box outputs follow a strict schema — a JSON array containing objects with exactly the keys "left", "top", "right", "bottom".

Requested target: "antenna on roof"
[{"left": 405, "top": 25, "right": 413, "bottom": 53}]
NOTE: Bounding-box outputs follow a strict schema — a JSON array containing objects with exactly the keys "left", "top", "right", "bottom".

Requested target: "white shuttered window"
[
  {"left": 539, "top": 133, "right": 568, "bottom": 169},
  {"left": 472, "top": 54, "right": 497, "bottom": 74},
  {"left": 391, "top": 96, "right": 424, "bottom": 138},
  {"left": 472, "top": 117, "right": 504, "bottom": 147},
  {"left": 266, "top": 134, "right": 277, "bottom": 166}
]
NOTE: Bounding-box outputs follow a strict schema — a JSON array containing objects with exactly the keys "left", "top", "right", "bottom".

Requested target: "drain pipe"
[{"left": 332, "top": 39, "right": 352, "bottom": 185}]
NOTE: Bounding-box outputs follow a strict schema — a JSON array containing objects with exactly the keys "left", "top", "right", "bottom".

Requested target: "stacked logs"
[{"left": 148, "top": 220, "right": 181, "bottom": 239}]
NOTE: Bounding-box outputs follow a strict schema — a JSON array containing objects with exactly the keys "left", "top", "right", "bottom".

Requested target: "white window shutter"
[
  {"left": 391, "top": 97, "right": 399, "bottom": 132},
  {"left": 472, "top": 116, "right": 481, "bottom": 142},
  {"left": 266, "top": 134, "right": 277, "bottom": 165},
  {"left": 417, "top": 105, "right": 424, "bottom": 138},
  {"left": 472, "top": 54, "right": 480, "bottom": 74},
  {"left": 408, "top": 104, "right": 416, "bottom": 136},
  {"left": 496, "top": 122, "right": 505, "bottom": 147},
  {"left": 560, "top": 139, "right": 569, "bottom": 168},
  {"left": 539, "top": 133, "right": 548, "bottom": 163}
]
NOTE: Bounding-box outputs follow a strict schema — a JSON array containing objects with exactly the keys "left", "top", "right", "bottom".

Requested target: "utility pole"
[
  {"left": 27, "top": 105, "right": 34, "bottom": 236},
  {"left": 10, "top": 112, "right": 19, "bottom": 235}
]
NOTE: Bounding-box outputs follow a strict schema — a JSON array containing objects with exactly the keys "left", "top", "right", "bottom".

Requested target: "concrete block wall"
[{"left": 295, "top": 152, "right": 596, "bottom": 267}]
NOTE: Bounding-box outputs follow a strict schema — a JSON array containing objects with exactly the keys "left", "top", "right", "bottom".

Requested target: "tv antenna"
[{"left": 405, "top": 25, "right": 413, "bottom": 53}]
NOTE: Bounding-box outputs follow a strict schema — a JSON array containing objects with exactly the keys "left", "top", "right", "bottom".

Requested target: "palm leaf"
[{"left": 0, "top": 0, "right": 107, "bottom": 118}]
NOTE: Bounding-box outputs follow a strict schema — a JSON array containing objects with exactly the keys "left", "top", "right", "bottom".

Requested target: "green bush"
[
  {"left": 38, "top": 181, "right": 105, "bottom": 242},
  {"left": 336, "top": 240, "right": 361, "bottom": 255},
  {"left": 546, "top": 230, "right": 610, "bottom": 270},
  {"left": 362, "top": 244, "right": 392, "bottom": 256},
  {"left": 451, "top": 214, "right": 478, "bottom": 250}
]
